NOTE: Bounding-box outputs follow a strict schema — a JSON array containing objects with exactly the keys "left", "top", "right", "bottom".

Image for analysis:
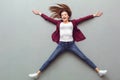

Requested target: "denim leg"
[
  {"left": 69, "top": 43, "right": 97, "bottom": 69},
  {"left": 39, "top": 43, "right": 64, "bottom": 72}
]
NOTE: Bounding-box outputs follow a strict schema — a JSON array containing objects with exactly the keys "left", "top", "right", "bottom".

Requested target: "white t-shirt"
[{"left": 59, "top": 22, "right": 73, "bottom": 42}]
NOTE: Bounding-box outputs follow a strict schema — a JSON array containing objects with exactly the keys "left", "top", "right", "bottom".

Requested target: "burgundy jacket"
[{"left": 40, "top": 14, "right": 94, "bottom": 43}]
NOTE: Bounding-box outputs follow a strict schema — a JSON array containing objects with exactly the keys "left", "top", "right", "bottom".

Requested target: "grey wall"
[{"left": 0, "top": 0, "right": 120, "bottom": 80}]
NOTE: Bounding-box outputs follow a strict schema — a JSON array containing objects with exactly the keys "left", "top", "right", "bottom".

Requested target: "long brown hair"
[{"left": 49, "top": 4, "right": 72, "bottom": 18}]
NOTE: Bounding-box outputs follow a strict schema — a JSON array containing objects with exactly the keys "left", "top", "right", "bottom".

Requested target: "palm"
[
  {"left": 32, "top": 10, "right": 39, "bottom": 15},
  {"left": 95, "top": 11, "right": 103, "bottom": 17}
]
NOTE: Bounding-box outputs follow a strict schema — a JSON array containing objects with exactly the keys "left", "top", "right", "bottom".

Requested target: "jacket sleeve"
[
  {"left": 40, "top": 14, "right": 58, "bottom": 25},
  {"left": 74, "top": 15, "right": 94, "bottom": 25}
]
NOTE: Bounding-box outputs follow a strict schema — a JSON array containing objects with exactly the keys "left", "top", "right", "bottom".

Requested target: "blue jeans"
[{"left": 39, "top": 42, "right": 97, "bottom": 72}]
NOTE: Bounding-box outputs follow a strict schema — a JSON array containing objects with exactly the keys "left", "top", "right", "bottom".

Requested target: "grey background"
[{"left": 0, "top": 0, "right": 120, "bottom": 80}]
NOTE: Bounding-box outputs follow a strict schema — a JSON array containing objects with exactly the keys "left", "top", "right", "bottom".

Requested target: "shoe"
[
  {"left": 98, "top": 70, "right": 107, "bottom": 77},
  {"left": 28, "top": 73, "right": 39, "bottom": 79}
]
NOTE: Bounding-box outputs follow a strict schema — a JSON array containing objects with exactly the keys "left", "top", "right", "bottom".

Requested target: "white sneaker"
[
  {"left": 28, "top": 73, "right": 39, "bottom": 79},
  {"left": 98, "top": 70, "right": 107, "bottom": 77}
]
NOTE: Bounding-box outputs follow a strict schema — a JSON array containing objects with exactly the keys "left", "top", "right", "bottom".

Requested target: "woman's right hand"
[{"left": 32, "top": 10, "right": 42, "bottom": 15}]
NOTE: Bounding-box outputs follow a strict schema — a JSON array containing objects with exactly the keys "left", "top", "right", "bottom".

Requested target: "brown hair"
[{"left": 49, "top": 4, "right": 72, "bottom": 18}]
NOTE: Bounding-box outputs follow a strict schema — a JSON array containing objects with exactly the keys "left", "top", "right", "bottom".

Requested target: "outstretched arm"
[
  {"left": 75, "top": 11, "right": 103, "bottom": 25},
  {"left": 32, "top": 10, "right": 58, "bottom": 24}
]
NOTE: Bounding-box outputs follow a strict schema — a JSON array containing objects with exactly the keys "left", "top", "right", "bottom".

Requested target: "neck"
[{"left": 63, "top": 20, "right": 69, "bottom": 23}]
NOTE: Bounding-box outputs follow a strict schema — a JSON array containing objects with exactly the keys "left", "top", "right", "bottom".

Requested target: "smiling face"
[{"left": 61, "top": 11, "right": 70, "bottom": 22}]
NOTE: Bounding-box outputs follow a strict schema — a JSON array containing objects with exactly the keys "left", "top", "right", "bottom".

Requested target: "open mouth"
[{"left": 62, "top": 17, "right": 66, "bottom": 20}]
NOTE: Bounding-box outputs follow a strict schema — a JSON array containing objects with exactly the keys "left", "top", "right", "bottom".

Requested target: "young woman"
[{"left": 29, "top": 4, "right": 107, "bottom": 79}]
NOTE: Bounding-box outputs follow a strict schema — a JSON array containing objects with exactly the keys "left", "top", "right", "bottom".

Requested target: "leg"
[
  {"left": 28, "top": 43, "right": 64, "bottom": 79},
  {"left": 69, "top": 43, "right": 97, "bottom": 69},
  {"left": 39, "top": 44, "right": 64, "bottom": 72},
  {"left": 69, "top": 43, "right": 107, "bottom": 77}
]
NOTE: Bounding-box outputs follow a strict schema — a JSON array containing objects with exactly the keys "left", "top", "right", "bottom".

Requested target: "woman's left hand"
[{"left": 93, "top": 11, "right": 103, "bottom": 17}]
